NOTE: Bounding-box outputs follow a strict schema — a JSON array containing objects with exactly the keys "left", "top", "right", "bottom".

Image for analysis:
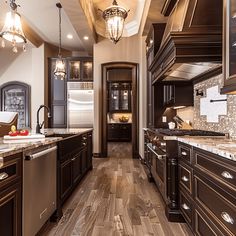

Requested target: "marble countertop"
[
  {"left": 0, "top": 128, "right": 93, "bottom": 164},
  {"left": 177, "top": 136, "right": 236, "bottom": 162}
]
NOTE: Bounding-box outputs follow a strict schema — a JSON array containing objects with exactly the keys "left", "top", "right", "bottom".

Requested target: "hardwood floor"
[{"left": 40, "top": 143, "right": 193, "bottom": 236}]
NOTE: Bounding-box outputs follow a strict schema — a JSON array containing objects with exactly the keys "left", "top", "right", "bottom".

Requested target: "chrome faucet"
[{"left": 36, "top": 105, "right": 51, "bottom": 134}]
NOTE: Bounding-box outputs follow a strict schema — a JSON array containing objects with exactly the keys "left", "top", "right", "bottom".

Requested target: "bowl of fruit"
[
  {"left": 8, "top": 125, "right": 29, "bottom": 137},
  {"left": 119, "top": 115, "right": 129, "bottom": 123}
]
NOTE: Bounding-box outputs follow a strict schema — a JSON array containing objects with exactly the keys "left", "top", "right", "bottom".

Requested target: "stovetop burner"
[{"left": 153, "top": 128, "right": 225, "bottom": 136}]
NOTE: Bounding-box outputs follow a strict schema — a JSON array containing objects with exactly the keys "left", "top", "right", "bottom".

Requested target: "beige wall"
[
  {"left": 93, "top": 35, "right": 147, "bottom": 157},
  {"left": 0, "top": 45, "right": 45, "bottom": 129}
]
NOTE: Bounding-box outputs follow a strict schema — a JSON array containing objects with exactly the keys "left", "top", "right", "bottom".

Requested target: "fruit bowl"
[{"left": 119, "top": 116, "right": 129, "bottom": 123}]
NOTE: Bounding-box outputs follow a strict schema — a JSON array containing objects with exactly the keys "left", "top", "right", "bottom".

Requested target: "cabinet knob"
[
  {"left": 221, "top": 171, "right": 234, "bottom": 179},
  {"left": 0, "top": 172, "right": 9, "bottom": 180},
  {"left": 221, "top": 212, "right": 234, "bottom": 225},
  {"left": 182, "top": 203, "right": 190, "bottom": 210},
  {"left": 181, "top": 151, "right": 187, "bottom": 156},
  {"left": 181, "top": 176, "right": 189, "bottom": 182}
]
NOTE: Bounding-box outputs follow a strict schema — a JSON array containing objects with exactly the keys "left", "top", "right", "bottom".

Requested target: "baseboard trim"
[{"left": 93, "top": 153, "right": 104, "bottom": 158}]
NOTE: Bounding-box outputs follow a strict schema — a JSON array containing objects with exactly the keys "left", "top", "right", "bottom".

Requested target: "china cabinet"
[
  {"left": 221, "top": 0, "right": 236, "bottom": 94},
  {"left": 108, "top": 82, "right": 131, "bottom": 112},
  {"left": 0, "top": 82, "right": 31, "bottom": 128}
]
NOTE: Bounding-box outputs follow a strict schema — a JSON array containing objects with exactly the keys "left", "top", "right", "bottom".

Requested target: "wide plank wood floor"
[{"left": 40, "top": 142, "right": 193, "bottom": 236}]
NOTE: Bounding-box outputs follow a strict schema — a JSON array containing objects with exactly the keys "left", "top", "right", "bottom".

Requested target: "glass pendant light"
[
  {"left": 102, "top": 0, "right": 129, "bottom": 44},
  {"left": 0, "top": 0, "right": 27, "bottom": 53},
  {"left": 54, "top": 3, "right": 66, "bottom": 80}
]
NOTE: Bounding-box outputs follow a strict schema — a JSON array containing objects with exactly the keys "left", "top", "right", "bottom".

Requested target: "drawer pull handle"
[
  {"left": 182, "top": 203, "right": 190, "bottom": 210},
  {"left": 221, "top": 171, "right": 234, "bottom": 179},
  {"left": 181, "top": 176, "right": 189, "bottom": 182},
  {"left": 221, "top": 212, "right": 234, "bottom": 225},
  {"left": 181, "top": 151, "right": 187, "bottom": 156},
  {"left": 0, "top": 172, "right": 9, "bottom": 180}
]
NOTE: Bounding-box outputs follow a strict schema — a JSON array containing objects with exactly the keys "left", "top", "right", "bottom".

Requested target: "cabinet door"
[
  {"left": 0, "top": 183, "right": 22, "bottom": 236},
  {"left": 109, "top": 83, "right": 120, "bottom": 111},
  {"left": 120, "top": 83, "right": 131, "bottom": 111},
  {"left": 82, "top": 60, "right": 93, "bottom": 81},
  {"left": 50, "top": 59, "right": 67, "bottom": 128},
  {"left": 87, "top": 132, "right": 93, "bottom": 169},
  {"left": 72, "top": 152, "right": 82, "bottom": 184},
  {"left": 60, "top": 159, "right": 73, "bottom": 202},
  {"left": 68, "top": 60, "right": 81, "bottom": 81},
  {"left": 81, "top": 148, "right": 88, "bottom": 175}
]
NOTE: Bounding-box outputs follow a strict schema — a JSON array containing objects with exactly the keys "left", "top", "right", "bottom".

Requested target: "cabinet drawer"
[
  {"left": 194, "top": 149, "right": 236, "bottom": 190},
  {"left": 0, "top": 153, "right": 22, "bottom": 190},
  {"left": 195, "top": 175, "right": 236, "bottom": 235},
  {"left": 195, "top": 209, "right": 226, "bottom": 236},
  {"left": 179, "top": 144, "right": 191, "bottom": 163},
  {"left": 179, "top": 189, "right": 193, "bottom": 228},
  {"left": 179, "top": 162, "right": 192, "bottom": 195}
]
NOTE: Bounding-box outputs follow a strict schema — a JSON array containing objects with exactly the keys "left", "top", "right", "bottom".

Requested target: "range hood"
[{"left": 150, "top": 0, "right": 223, "bottom": 83}]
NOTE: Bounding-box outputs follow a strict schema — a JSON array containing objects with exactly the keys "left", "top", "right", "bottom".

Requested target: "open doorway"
[{"left": 101, "top": 62, "right": 139, "bottom": 158}]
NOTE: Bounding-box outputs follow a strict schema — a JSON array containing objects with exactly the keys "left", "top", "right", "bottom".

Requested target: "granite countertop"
[
  {"left": 177, "top": 136, "right": 236, "bottom": 162},
  {"left": 0, "top": 128, "right": 93, "bottom": 164}
]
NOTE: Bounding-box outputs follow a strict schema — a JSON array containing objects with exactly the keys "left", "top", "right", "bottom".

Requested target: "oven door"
[{"left": 147, "top": 143, "right": 167, "bottom": 201}]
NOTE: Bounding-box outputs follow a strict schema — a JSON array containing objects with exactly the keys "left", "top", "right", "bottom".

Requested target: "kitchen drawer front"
[
  {"left": 195, "top": 208, "right": 227, "bottom": 236},
  {"left": 195, "top": 175, "right": 236, "bottom": 235},
  {"left": 194, "top": 149, "right": 236, "bottom": 189},
  {"left": 179, "top": 162, "right": 192, "bottom": 195},
  {"left": 0, "top": 153, "right": 22, "bottom": 190},
  {"left": 179, "top": 188, "right": 194, "bottom": 228},
  {"left": 178, "top": 144, "right": 191, "bottom": 164}
]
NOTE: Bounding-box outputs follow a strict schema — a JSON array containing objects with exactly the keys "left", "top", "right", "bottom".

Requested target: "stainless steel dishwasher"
[{"left": 23, "top": 144, "right": 57, "bottom": 236}]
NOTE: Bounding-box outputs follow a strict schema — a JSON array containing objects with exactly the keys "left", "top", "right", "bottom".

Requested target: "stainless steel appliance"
[
  {"left": 145, "top": 128, "right": 225, "bottom": 222},
  {"left": 67, "top": 82, "right": 94, "bottom": 128},
  {"left": 23, "top": 144, "right": 57, "bottom": 236}
]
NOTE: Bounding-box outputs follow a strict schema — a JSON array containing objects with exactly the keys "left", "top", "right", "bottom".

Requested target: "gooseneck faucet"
[{"left": 36, "top": 105, "right": 51, "bottom": 134}]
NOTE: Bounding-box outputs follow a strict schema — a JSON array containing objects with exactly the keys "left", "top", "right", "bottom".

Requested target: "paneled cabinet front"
[{"left": 0, "top": 152, "right": 22, "bottom": 236}]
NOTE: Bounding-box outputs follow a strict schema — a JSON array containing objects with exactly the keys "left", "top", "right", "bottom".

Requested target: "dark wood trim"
[
  {"left": 161, "top": 0, "right": 177, "bottom": 16},
  {"left": 93, "top": 153, "right": 103, "bottom": 158},
  {"left": 101, "top": 62, "right": 139, "bottom": 158},
  {"left": 193, "top": 66, "right": 222, "bottom": 85}
]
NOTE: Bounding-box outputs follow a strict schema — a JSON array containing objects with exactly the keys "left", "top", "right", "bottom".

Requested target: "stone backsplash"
[{"left": 193, "top": 74, "right": 236, "bottom": 137}]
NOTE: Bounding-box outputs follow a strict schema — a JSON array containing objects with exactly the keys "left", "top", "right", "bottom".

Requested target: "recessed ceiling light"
[
  {"left": 67, "top": 34, "right": 73, "bottom": 39},
  {"left": 83, "top": 36, "right": 89, "bottom": 40}
]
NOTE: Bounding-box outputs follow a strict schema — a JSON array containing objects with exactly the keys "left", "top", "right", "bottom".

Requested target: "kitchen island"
[{"left": 0, "top": 128, "right": 93, "bottom": 236}]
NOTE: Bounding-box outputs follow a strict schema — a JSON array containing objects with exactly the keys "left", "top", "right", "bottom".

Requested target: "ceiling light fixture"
[
  {"left": 67, "top": 34, "right": 73, "bottom": 39},
  {"left": 83, "top": 36, "right": 89, "bottom": 40},
  {"left": 54, "top": 3, "right": 66, "bottom": 80},
  {"left": 101, "top": 0, "right": 129, "bottom": 44},
  {"left": 0, "top": 0, "right": 27, "bottom": 53}
]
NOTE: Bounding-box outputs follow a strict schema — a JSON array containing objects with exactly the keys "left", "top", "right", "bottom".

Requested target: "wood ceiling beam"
[{"left": 21, "top": 17, "right": 44, "bottom": 48}]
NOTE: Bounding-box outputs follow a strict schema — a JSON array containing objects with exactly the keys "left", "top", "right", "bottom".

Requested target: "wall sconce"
[{"left": 195, "top": 89, "right": 204, "bottom": 96}]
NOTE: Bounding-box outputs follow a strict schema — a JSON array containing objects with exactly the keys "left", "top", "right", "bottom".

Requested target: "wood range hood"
[{"left": 150, "top": 0, "right": 223, "bottom": 84}]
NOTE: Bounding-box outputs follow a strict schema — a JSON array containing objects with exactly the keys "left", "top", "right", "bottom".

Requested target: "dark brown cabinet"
[
  {"left": 178, "top": 143, "right": 236, "bottom": 236},
  {"left": 68, "top": 58, "right": 93, "bottom": 81},
  {"left": 108, "top": 82, "right": 131, "bottom": 112},
  {"left": 163, "top": 84, "right": 193, "bottom": 108},
  {"left": 221, "top": 0, "right": 236, "bottom": 94},
  {"left": 56, "top": 131, "right": 93, "bottom": 219},
  {"left": 0, "top": 152, "right": 22, "bottom": 236},
  {"left": 49, "top": 59, "right": 67, "bottom": 128},
  {"left": 107, "top": 123, "right": 132, "bottom": 141}
]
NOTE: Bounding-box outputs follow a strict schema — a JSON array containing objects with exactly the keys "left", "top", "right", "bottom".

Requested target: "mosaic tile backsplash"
[{"left": 193, "top": 74, "right": 236, "bottom": 137}]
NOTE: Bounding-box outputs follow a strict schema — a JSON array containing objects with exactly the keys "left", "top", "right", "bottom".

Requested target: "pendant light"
[
  {"left": 102, "top": 0, "right": 129, "bottom": 44},
  {"left": 54, "top": 3, "right": 66, "bottom": 80},
  {"left": 0, "top": 0, "right": 27, "bottom": 53}
]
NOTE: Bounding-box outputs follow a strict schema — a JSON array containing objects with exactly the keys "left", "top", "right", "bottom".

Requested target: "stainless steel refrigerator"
[{"left": 67, "top": 82, "right": 94, "bottom": 128}]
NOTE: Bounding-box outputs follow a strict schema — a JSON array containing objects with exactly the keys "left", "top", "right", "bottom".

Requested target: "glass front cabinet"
[
  {"left": 221, "top": 0, "right": 236, "bottom": 94},
  {"left": 108, "top": 82, "right": 131, "bottom": 112}
]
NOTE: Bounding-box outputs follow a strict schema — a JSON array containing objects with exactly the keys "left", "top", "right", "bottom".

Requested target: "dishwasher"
[{"left": 23, "top": 144, "right": 57, "bottom": 236}]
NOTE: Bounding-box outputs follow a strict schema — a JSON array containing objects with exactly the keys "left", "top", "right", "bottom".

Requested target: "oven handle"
[{"left": 147, "top": 143, "right": 166, "bottom": 160}]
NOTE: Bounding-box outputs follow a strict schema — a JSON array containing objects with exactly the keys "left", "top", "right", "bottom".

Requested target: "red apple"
[
  {"left": 19, "top": 130, "right": 29, "bottom": 136},
  {"left": 8, "top": 131, "right": 18, "bottom": 136}
]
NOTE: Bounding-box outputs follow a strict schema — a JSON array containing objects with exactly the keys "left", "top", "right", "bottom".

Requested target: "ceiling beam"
[{"left": 21, "top": 17, "right": 44, "bottom": 48}]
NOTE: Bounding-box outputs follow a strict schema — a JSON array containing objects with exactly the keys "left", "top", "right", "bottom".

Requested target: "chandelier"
[
  {"left": 0, "top": 0, "right": 27, "bottom": 53},
  {"left": 102, "top": 0, "right": 129, "bottom": 44},
  {"left": 54, "top": 3, "right": 66, "bottom": 80}
]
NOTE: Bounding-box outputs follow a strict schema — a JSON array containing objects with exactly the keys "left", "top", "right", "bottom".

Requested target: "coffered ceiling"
[{"left": 0, "top": 0, "right": 167, "bottom": 53}]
